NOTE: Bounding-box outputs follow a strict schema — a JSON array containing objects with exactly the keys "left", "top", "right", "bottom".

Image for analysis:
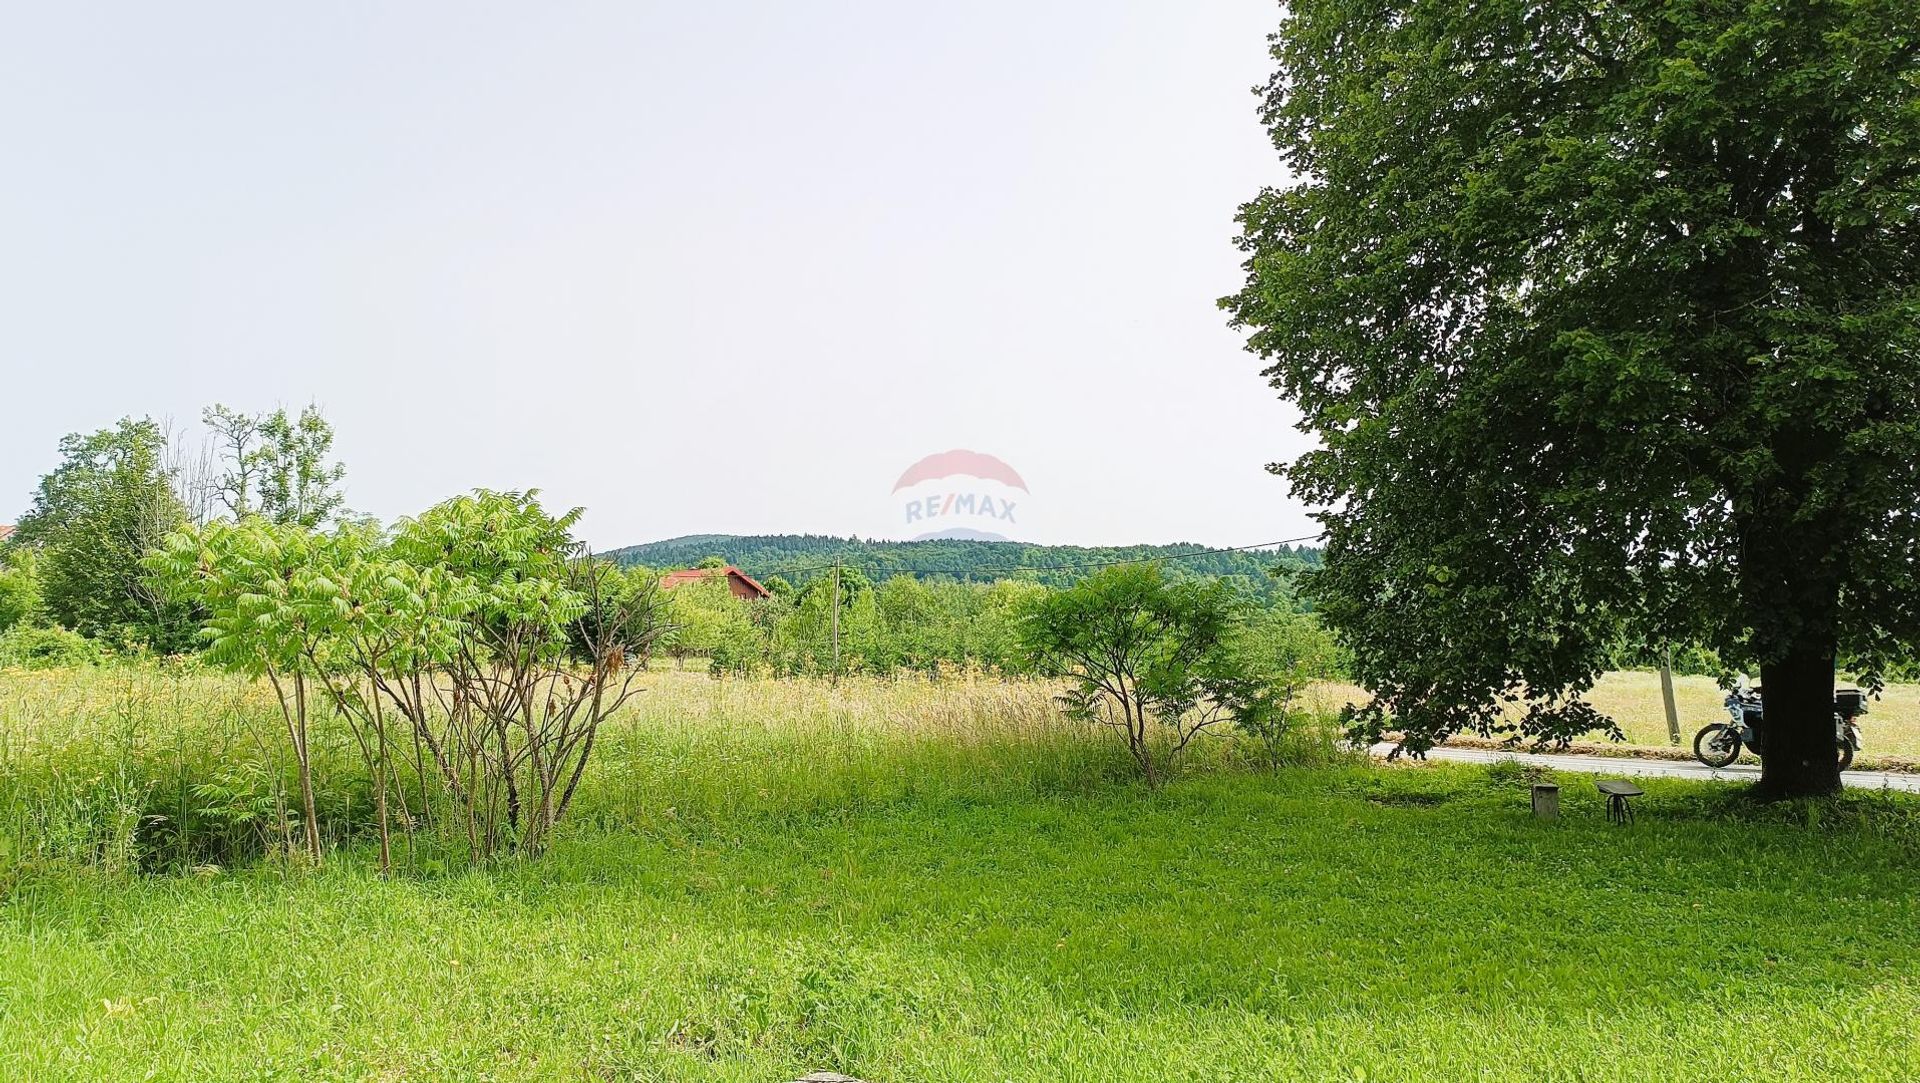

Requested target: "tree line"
[
  {"left": 2, "top": 407, "right": 1351, "bottom": 867},
  {"left": 645, "top": 560, "right": 1342, "bottom": 685},
  {"left": 0, "top": 405, "right": 347, "bottom": 665},
  {"left": 0, "top": 410, "right": 1334, "bottom": 675},
  {"left": 608, "top": 534, "right": 1323, "bottom": 607}
]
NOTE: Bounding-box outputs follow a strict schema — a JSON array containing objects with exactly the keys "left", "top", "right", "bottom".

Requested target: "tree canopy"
[
  {"left": 1224, "top": 0, "right": 1920, "bottom": 795},
  {"left": 200, "top": 402, "right": 348, "bottom": 528},
  {"left": 13, "top": 418, "right": 192, "bottom": 647}
]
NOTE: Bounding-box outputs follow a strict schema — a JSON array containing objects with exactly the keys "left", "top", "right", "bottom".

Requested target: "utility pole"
[
  {"left": 825, "top": 564, "right": 840, "bottom": 679},
  {"left": 1659, "top": 646, "right": 1682, "bottom": 745}
]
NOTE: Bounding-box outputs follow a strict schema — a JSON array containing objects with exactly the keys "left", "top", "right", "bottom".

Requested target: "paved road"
[{"left": 1369, "top": 743, "right": 1920, "bottom": 793}]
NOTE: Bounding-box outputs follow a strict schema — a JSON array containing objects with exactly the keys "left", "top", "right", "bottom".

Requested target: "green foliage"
[
  {"left": 1224, "top": 0, "right": 1920, "bottom": 794},
  {"left": 754, "top": 572, "right": 1049, "bottom": 677},
  {"left": 391, "top": 489, "right": 585, "bottom": 650},
  {"left": 254, "top": 404, "right": 348, "bottom": 528},
  {"left": 12, "top": 418, "right": 192, "bottom": 649},
  {"left": 201, "top": 402, "right": 348, "bottom": 527},
  {"left": 664, "top": 575, "right": 767, "bottom": 674},
  {"left": 143, "top": 516, "right": 365, "bottom": 862},
  {"left": 151, "top": 489, "right": 670, "bottom": 864},
  {"left": 187, "top": 759, "right": 290, "bottom": 861},
  {"left": 0, "top": 547, "right": 42, "bottom": 634},
  {"left": 646, "top": 566, "right": 1316, "bottom": 683},
  {"left": 1224, "top": 608, "right": 1346, "bottom": 770},
  {"left": 1019, "top": 563, "right": 1268, "bottom": 784},
  {"left": 765, "top": 567, "right": 872, "bottom": 676},
  {"left": 0, "top": 625, "right": 102, "bottom": 670},
  {"left": 146, "top": 518, "right": 332, "bottom": 677}
]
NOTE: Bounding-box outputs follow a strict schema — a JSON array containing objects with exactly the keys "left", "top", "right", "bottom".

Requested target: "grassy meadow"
[
  {"left": 1309, "top": 670, "right": 1920, "bottom": 761},
  {"left": 1586, "top": 671, "right": 1920, "bottom": 757},
  {"left": 4, "top": 666, "right": 1920, "bottom": 1081}
]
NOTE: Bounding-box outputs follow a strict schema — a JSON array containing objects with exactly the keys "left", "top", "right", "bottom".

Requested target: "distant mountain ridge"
[{"left": 605, "top": 533, "right": 1321, "bottom": 604}]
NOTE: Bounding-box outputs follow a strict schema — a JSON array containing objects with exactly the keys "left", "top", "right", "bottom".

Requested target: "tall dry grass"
[
  {"left": 1308, "top": 671, "right": 1920, "bottom": 757},
  {"left": 0, "top": 664, "right": 1352, "bottom": 877}
]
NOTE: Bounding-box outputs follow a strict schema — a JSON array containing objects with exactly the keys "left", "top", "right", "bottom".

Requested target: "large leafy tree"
[
  {"left": 14, "top": 418, "right": 193, "bottom": 647},
  {"left": 1224, "top": 0, "right": 1920, "bottom": 796}
]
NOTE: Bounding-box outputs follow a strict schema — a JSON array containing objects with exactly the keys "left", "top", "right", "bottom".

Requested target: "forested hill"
[{"left": 605, "top": 534, "right": 1322, "bottom": 605}]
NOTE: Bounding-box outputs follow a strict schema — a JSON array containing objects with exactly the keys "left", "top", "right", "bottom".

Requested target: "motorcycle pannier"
[{"left": 1835, "top": 688, "right": 1869, "bottom": 718}]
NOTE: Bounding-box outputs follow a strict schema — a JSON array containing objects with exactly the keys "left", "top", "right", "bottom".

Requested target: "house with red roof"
[
  {"left": 0, "top": 525, "right": 15, "bottom": 544},
  {"left": 659, "top": 565, "right": 770, "bottom": 601}
]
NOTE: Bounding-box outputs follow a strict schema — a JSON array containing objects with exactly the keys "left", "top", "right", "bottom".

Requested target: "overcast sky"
[{"left": 0, "top": 1, "right": 1314, "bottom": 549}]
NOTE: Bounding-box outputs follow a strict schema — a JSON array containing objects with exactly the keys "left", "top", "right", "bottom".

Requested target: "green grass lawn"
[{"left": 6, "top": 761, "right": 1920, "bottom": 1082}]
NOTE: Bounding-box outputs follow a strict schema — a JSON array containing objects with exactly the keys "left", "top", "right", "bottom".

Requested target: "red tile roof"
[
  {"left": 659, "top": 565, "right": 770, "bottom": 599},
  {"left": 0, "top": 525, "right": 15, "bottom": 543}
]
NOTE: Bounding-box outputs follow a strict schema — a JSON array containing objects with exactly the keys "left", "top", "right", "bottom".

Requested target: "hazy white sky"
[{"left": 0, "top": 1, "right": 1315, "bottom": 549}]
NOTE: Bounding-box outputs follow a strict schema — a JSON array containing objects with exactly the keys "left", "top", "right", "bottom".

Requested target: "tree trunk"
[
  {"left": 1757, "top": 637, "right": 1840, "bottom": 798},
  {"left": 294, "top": 673, "right": 322, "bottom": 862},
  {"left": 372, "top": 701, "right": 391, "bottom": 876},
  {"left": 1741, "top": 491, "right": 1844, "bottom": 799},
  {"left": 1735, "top": 396, "right": 1849, "bottom": 801}
]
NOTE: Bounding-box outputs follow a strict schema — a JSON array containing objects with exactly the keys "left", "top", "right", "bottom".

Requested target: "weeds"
[
  {"left": 0, "top": 665, "right": 1354, "bottom": 878},
  {"left": 3, "top": 756, "right": 1917, "bottom": 1081}
]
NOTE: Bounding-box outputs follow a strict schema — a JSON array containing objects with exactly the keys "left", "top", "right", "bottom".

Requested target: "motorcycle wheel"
[
  {"left": 1694, "top": 724, "right": 1741, "bottom": 768},
  {"left": 1838, "top": 743, "right": 1855, "bottom": 773}
]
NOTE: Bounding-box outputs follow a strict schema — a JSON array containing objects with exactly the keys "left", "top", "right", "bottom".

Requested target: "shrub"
[
  {"left": 0, "top": 625, "right": 102, "bottom": 670},
  {"left": 1226, "top": 609, "right": 1346, "bottom": 770},
  {"left": 0, "top": 547, "right": 43, "bottom": 633},
  {"left": 1019, "top": 563, "right": 1273, "bottom": 786}
]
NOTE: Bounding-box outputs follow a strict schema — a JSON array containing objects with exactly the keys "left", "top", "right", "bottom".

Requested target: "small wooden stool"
[{"left": 1595, "top": 780, "right": 1644, "bottom": 824}]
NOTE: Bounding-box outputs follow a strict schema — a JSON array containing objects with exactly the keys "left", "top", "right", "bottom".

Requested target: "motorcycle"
[{"left": 1693, "top": 681, "right": 1867, "bottom": 771}]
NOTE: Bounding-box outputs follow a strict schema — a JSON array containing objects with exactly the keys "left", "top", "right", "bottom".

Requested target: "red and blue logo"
[{"left": 891, "top": 450, "right": 1029, "bottom": 541}]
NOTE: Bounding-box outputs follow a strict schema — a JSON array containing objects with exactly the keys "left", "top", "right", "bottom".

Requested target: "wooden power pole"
[
  {"left": 1659, "top": 647, "right": 1682, "bottom": 745},
  {"left": 830, "top": 562, "right": 842, "bottom": 678}
]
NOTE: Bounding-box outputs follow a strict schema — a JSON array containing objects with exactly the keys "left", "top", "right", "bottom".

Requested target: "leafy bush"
[
  {"left": 0, "top": 625, "right": 102, "bottom": 670},
  {"left": 146, "top": 491, "right": 670, "bottom": 869},
  {"left": 0, "top": 547, "right": 43, "bottom": 633},
  {"left": 1227, "top": 608, "right": 1347, "bottom": 769},
  {"left": 1019, "top": 563, "right": 1274, "bottom": 785}
]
